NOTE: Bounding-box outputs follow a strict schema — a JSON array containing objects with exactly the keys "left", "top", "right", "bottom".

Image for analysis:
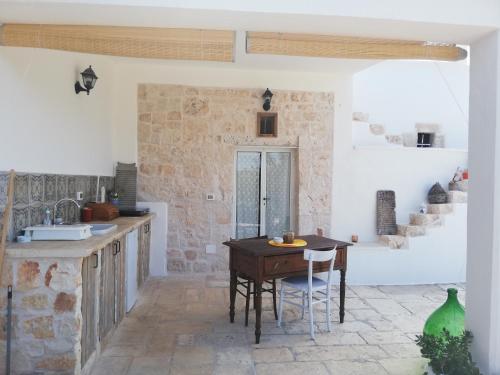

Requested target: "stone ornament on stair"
[
  {"left": 376, "top": 190, "right": 397, "bottom": 235},
  {"left": 428, "top": 182, "right": 448, "bottom": 204}
]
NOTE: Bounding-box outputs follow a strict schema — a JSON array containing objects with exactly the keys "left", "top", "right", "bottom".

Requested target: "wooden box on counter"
[{"left": 86, "top": 203, "right": 119, "bottom": 221}]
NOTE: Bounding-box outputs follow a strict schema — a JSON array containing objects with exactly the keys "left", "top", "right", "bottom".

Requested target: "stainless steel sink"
[{"left": 90, "top": 223, "right": 117, "bottom": 236}]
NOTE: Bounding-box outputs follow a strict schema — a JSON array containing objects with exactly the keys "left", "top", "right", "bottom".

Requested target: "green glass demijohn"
[{"left": 423, "top": 288, "right": 465, "bottom": 337}]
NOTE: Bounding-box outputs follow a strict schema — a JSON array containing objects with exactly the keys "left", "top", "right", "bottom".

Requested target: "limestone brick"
[
  {"left": 22, "top": 294, "right": 49, "bottom": 310},
  {"left": 379, "top": 235, "right": 407, "bottom": 249},
  {"left": 448, "top": 191, "right": 468, "bottom": 203},
  {"left": 386, "top": 134, "right": 403, "bottom": 145},
  {"left": 427, "top": 203, "right": 454, "bottom": 214},
  {"left": 353, "top": 112, "right": 369, "bottom": 122},
  {"left": 397, "top": 224, "right": 426, "bottom": 237},
  {"left": 409, "top": 213, "right": 443, "bottom": 227},
  {"left": 17, "top": 260, "right": 41, "bottom": 291},
  {"left": 45, "top": 260, "right": 81, "bottom": 291},
  {"left": 415, "top": 122, "right": 441, "bottom": 133},
  {"left": 23, "top": 316, "right": 54, "bottom": 339},
  {"left": 369, "top": 123, "right": 385, "bottom": 135},
  {"left": 36, "top": 354, "right": 76, "bottom": 371},
  {"left": 54, "top": 292, "right": 76, "bottom": 313},
  {"left": 1, "top": 260, "right": 13, "bottom": 287}
]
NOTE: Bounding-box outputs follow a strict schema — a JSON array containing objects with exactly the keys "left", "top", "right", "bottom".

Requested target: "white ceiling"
[{"left": 0, "top": 0, "right": 494, "bottom": 73}]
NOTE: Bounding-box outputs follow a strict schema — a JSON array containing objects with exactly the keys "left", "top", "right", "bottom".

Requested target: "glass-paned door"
[
  {"left": 235, "top": 152, "right": 262, "bottom": 239},
  {"left": 235, "top": 150, "right": 293, "bottom": 239},
  {"left": 265, "top": 152, "right": 291, "bottom": 238}
]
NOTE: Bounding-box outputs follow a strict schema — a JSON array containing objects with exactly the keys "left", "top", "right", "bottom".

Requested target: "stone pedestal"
[{"left": 0, "top": 258, "right": 83, "bottom": 374}]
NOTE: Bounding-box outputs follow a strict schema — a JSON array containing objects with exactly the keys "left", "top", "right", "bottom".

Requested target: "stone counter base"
[{"left": 0, "top": 257, "right": 83, "bottom": 375}]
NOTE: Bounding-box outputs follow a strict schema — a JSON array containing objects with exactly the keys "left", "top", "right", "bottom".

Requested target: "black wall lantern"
[
  {"left": 262, "top": 88, "right": 273, "bottom": 111},
  {"left": 75, "top": 65, "right": 98, "bottom": 95}
]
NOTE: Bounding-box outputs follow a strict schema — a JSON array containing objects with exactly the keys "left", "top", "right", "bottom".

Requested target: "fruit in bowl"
[{"left": 273, "top": 237, "right": 284, "bottom": 244}]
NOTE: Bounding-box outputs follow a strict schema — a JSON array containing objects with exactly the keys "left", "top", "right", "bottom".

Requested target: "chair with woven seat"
[
  {"left": 277, "top": 246, "right": 337, "bottom": 339},
  {"left": 231, "top": 236, "right": 278, "bottom": 326}
]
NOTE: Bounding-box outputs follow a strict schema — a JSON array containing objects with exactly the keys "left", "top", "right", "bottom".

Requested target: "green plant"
[{"left": 416, "top": 329, "right": 482, "bottom": 375}]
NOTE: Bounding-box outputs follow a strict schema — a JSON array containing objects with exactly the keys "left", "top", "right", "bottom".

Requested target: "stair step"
[
  {"left": 353, "top": 112, "right": 369, "bottom": 122},
  {"left": 379, "top": 235, "right": 407, "bottom": 249},
  {"left": 369, "top": 123, "right": 385, "bottom": 136},
  {"left": 397, "top": 224, "right": 426, "bottom": 237},
  {"left": 427, "top": 203, "right": 454, "bottom": 214},
  {"left": 448, "top": 190, "right": 468, "bottom": 203},
  {"left": 409, "top": 213, "right": 443, "bottom": 227},
  {"left": 449, "top": 180, "right": 468, "bottom": 192}
]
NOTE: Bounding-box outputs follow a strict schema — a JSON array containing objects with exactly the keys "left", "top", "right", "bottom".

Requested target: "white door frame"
[{"left": 233, "top": 146, "right": 297, "bottom": 239}]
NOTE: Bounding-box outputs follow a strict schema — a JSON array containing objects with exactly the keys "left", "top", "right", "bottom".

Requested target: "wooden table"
[{"left": 223, "top": 235, "right": 352, "bottom": 343}]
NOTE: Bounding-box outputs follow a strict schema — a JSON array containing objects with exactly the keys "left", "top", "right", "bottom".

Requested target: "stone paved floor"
[{"left": 89, "top": 275, "right": 465, "bottom": 375}]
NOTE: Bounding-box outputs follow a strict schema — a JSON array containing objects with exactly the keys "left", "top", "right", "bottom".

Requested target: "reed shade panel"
[
  {"left": 0, "top": 24, "right": 234, "bottom": 62},
  {"left": 247, "top": 32, "right": 467, "bottom": 61}
]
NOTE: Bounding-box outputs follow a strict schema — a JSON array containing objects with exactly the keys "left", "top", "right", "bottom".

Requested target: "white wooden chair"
[{"left": 277, "top": 246, "right": 337, "bottom": 339}]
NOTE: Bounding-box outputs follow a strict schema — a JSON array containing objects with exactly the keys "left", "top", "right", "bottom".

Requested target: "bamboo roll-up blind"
[
  {"left": 247, "top": 32, "right": 467, "bottom": 61},
  {"left": 0, "top": 24, "right": 235, "bottom": 62}
]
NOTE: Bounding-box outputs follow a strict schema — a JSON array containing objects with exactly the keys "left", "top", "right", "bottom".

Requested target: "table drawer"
[
  {"left": 264, "top": 250, "right": 346, "bottom": 277},
  {"left": 264, "top": 254, "right": 325, "bottom": 276}
]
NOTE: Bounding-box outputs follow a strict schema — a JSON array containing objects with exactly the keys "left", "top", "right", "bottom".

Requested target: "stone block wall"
[
  {"left": 0, "top": 257, "right": 83, "bottom": 374},
  {"left": 137, "top": 84, "right": 335, "bottom": 272}
]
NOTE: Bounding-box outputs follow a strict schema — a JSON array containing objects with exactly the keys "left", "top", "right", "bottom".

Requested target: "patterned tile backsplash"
[{"left": 0, "top": 172, "right": 114, "bottom": 240}]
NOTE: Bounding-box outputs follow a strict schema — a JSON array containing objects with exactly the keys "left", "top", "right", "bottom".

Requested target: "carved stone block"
[{"left": 377, "top": 190, "right": 397, "bottom": 235}]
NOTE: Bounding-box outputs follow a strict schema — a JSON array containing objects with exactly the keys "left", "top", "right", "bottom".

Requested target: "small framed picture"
[{"left": 257, "top": 112, "right": 278, "bottom": 137}]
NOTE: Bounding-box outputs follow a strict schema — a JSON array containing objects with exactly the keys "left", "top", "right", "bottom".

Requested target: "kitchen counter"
[
  {"left": 6, "top": 214, "right": 155, "bottom": 258},
  {"left": 1, "top": 214, "right": 154, "bottom": 375}
]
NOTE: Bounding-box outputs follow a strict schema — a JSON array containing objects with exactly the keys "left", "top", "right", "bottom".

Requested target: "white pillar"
[{"left": 467, "top": 30, "right": 500, "bottom": 375}]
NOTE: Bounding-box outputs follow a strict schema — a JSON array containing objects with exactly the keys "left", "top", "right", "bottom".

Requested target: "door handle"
[{"left": 93, "top": 253, "right": 98, "bottom": 268}]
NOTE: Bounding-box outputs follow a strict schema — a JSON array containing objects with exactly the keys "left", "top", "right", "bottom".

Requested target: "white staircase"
[
  {"left": 347, "top": 185, "right": 468, "bottom": 285},
  {"left": 378, "top": 190, "right": 467, "bottom": 249}
]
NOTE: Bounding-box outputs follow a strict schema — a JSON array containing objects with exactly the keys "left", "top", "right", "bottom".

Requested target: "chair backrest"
[
  {"left": 304, "top": 246, "right": 338, "bottom": 290},
  {"left": 303, "top": 248, "right": 336, "bottom": 262}
]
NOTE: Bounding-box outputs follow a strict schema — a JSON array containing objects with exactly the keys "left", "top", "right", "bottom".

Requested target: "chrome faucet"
[{"left": 53, "top": 198, "right": 81, "bottom": 225}]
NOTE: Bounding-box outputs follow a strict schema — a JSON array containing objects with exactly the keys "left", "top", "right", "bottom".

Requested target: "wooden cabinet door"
[
  {"left": 137, "top": 225, "right": 144, "bottom": 289},
  {"left": 143, "top": 221, "right": 151, "bottom": 279},
  {"left": 114, "top": 237, "right": 126, "bottom": 325},
  {"left": 81, "top": 252, "right": 98, "bottom": 368},
  {"left": 99, "top": 243, "right": 115, "bottom": 342},
  {"left": 137, "top": 220, "right": 152, "bottom": 288}
]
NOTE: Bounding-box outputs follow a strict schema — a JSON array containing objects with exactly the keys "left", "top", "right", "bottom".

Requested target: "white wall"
[
  {"left": 332, "top": 147, "right": 467, "bottom": 242},
  {"left": 466, "top": 30, "right": 500, "bottom": 375},
  {"left": 0, "top": 47, "right": 114, "bottom": 175},
  {"left": 110, "top": 59, "right": 352, "bottom": 164},
  {"left": 353, "top": 60, "right": 469, "bottom": 149}
]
